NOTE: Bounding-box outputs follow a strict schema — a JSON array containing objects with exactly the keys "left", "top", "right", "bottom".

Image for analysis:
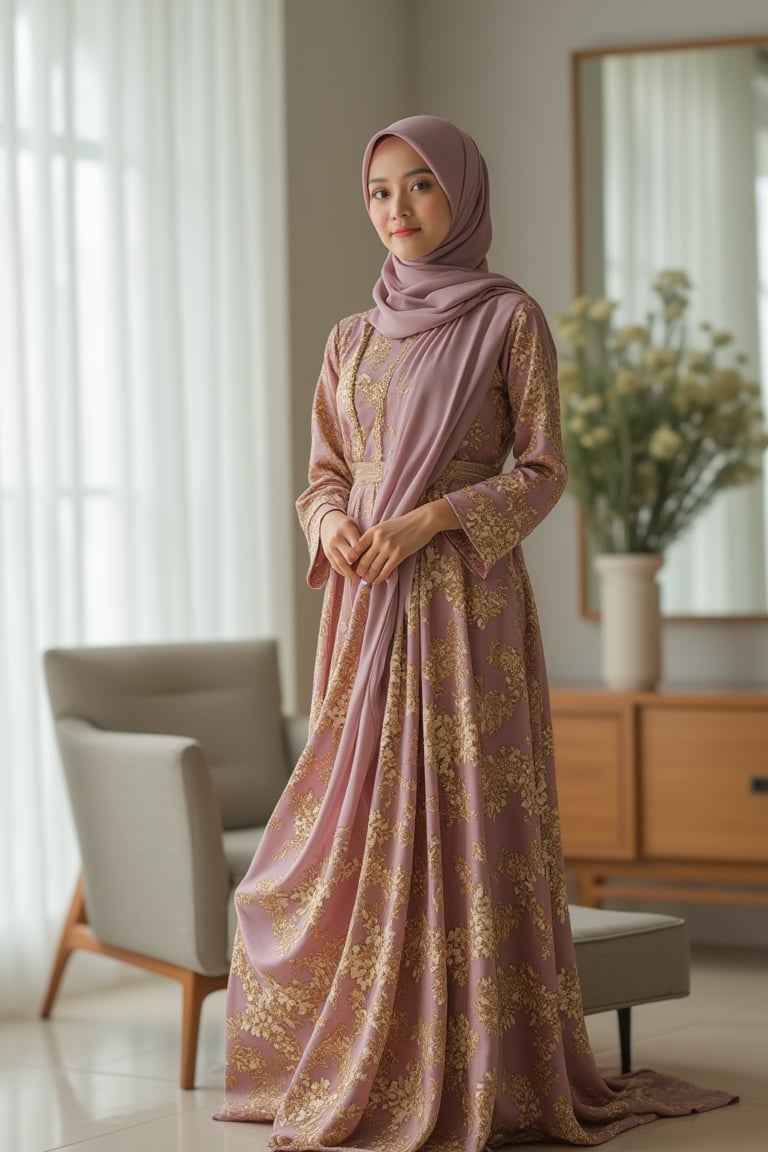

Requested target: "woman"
[{"left": 217, "top": 115, "right": 734, "bottom": 1148}]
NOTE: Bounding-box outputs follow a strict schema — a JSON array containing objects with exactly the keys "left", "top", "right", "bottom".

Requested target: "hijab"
[{"left": 362, "top": 114, "right": 524, "bottom": 337}]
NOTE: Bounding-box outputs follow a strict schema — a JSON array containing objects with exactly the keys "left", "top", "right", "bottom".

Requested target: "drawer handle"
[{"left": 750, "top": 777, "right": 768, "bottom": 794}]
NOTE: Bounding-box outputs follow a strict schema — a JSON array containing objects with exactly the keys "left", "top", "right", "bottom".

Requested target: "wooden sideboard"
[{"left": 549, "top": 686, "right": 768, "bottom": 908}]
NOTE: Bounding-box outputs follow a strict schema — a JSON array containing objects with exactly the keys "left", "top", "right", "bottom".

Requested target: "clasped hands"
[{"left": 319, "top": 499, "right": 460, "bottom": 586}]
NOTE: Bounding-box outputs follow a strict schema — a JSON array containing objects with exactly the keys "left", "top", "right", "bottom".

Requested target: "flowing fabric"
[{"left": 216, "top": 117, "right": 736, "bottom": 1147}]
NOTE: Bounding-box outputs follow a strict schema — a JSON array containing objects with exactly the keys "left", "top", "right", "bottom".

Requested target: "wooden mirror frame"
[{"left": 570, "top": 33, "right": 768, "bottom": 622}]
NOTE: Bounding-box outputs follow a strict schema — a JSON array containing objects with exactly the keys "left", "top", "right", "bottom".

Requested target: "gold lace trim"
[
  {"left": 351, "top": 458, "right": 499, "bottom": 496},
  {"left": 350, "top": 461, "right": 383, "bottom": 490}
]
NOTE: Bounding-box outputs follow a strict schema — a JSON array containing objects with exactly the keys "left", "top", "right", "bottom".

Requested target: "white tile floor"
[{"left": 1, "top": 947, "right": 765, "bottom": 1151}]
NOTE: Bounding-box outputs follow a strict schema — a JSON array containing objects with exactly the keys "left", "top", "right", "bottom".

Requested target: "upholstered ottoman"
[{"left": 570, "top": 905, "right": 690, "bottom": 1073}]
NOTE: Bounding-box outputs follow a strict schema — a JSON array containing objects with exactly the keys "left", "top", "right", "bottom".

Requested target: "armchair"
[{"left": 41, "top": 638, "right": 307, "bottom": 1088}]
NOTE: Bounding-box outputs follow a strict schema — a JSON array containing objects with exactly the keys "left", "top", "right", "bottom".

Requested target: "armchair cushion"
[
  {"left": 45, "top": 640, "right": 292, "bottom": 830},
  {"left": 222, "top": 827, "right": 272, "bottom": 960},
  {"left": 222, "top": 827, "right": 267, "bottom": 886}
]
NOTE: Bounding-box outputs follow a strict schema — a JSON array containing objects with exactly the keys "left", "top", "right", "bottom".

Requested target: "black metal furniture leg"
[{"left": 618, "top": 1006, "right": 631, "bottom": 1074}]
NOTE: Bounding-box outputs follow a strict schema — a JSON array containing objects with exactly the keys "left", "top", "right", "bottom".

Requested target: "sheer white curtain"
[
  {"left": 0, "top": 0, "right": 291, "bottom": 1015},
  {"left": 603, "top": 47, "right": 766, "bottom": 614}
]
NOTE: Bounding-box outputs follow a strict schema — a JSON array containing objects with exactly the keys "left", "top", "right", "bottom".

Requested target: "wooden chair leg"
[
  {"left": 181, "top": 971, "right": 205, "bottom": 1090},
  {"left": 41, "top": 873, "right": 229, "bottom": 1088},
  {"left": 180, "top": 970, "right": 229, "bottom": 1089},
  {"left": 41, "top": 876, "right": 88, "bottom": 1018}
]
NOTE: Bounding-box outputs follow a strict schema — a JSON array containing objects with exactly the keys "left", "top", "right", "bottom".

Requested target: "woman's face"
[{"left": 366, "top": 136, "right": 452, "bottom": 260}]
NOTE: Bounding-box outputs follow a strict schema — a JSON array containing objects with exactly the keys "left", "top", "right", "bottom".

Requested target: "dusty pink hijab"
[{"left": 362, "top": 114, "right": 524, "bottom": 336}]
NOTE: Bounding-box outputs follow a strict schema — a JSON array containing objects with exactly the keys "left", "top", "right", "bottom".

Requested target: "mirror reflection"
[{"left": 575, "top": 39, "right": 768, "bottom": 617}]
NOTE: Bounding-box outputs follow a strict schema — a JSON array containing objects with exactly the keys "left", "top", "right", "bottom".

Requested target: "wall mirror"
[{"left": 572, "top": 36, "right": 768, "bottom": 619}]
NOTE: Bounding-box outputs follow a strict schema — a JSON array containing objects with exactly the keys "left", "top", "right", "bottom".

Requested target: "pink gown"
[{"left": 217, "top": 299, "right": 735, "bottom": 1148}]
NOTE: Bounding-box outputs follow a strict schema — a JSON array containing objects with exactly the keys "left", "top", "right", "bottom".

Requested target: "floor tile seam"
[
  {"left": 43, "top": 1105, "right": 185, "bottom": 1152},
  {"left": 72, "top": 1068, "right": 180, "bottom": 1084},
  {"left": 603, "top": 1018, "right": 768, "bottom": 1042},
  {"left": 96, "top": 1045, "right": 190, "bottom": 1071},
  {"left": 676, "top": 1018, "right": 768, "bottom": 1031},
  {"left": 589, "top": 1020, "right": 701, "bottom": 1050},
  {"left": 0, "top": 1054, "right": 185, "bottom": 1082},
  {"left": 0, "top": 1044, "right": 187, "bottom": 1068},
  {"left": 54, "top": 1062, "right": 195, "bottom": 1087}
]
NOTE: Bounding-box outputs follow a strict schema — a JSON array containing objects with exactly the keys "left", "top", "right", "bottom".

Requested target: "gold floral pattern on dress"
[
  {"left": 460, "top": 414, "right": 489, "bottom": 452},
  {"left": 421, "top": 619, "right": 471, "bottom": 691},
  {"left": 220, "top": 302, "right": 736, "bottom": 1148}
]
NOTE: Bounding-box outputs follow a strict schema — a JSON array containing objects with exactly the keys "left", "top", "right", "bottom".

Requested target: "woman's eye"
[
  {"left": 411, "top": 181, "right": 429, "bottom": 191},
  {"left": 371, "top": 189, "right": 388, "bottom": 200}
]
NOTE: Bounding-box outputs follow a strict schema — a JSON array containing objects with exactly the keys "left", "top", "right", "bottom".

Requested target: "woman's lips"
[{"left": 392, "top": 228, "right": 419, "bottom": 237}]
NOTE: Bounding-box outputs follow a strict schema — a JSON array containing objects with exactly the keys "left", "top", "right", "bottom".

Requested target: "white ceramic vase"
[{"left": 594, "top": 553, "right": 663, "bottom": 692}]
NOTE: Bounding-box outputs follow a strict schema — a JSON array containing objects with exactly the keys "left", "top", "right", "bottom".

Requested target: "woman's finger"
[
  {"left": 321, "top": 513, "right": 363, "bottom": 580},
  {"left": 362, "top": 545, "right": 395, "bottom": 583},
  {"left": 340, "top": 556, "right": 359, "bottom": 579},
  {"left": 342, "top": 524, "right": 361, "bottom": 550},
  {"left": 355, "top": 542, "right": 382, "bottom": 581},
  {"left": 330, "top": 547, "right": 358, "bottom": 580},
  {"left": 369, "top": 553, "right": 399, "bottom": 585},
  {"left": 346, "top": 536, "right": 366, "bottom": 564}
]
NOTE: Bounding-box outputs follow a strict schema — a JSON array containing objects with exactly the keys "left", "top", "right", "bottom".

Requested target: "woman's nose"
[{"left": 390, "top": 191, "right": 410, "bottom": 218}]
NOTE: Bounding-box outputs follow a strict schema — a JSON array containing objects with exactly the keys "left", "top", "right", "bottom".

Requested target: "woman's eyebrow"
[{"left": 368, "top": 167, "right": 434, "bottom": 185}]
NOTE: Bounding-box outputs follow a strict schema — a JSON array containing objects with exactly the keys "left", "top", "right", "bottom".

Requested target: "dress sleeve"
[
  {"left": 443, "top": 299, "right": 568, "bottom": 578},
  {"left": 295, "top": 324, "right": 353, "bottom": 589}
]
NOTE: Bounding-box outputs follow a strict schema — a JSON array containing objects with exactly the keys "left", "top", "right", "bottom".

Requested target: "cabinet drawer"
[
  {"left": 641, "top": 708, "right": 768, "bottom": 862},
  {"left": 552, "top": 709, "right": 635, "bottom": 859}
]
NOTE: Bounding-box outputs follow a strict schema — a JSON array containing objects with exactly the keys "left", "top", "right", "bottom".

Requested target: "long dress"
[{"left": 217, "top": 297, "right": 735, "bottom": 1148}]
